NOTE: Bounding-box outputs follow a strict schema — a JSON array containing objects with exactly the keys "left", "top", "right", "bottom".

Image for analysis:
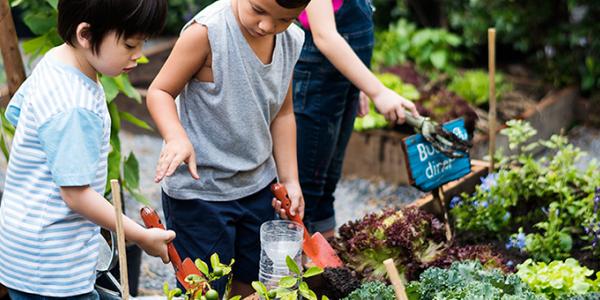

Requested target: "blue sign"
[{"left": 402, "top": 119, "right": 471, "bottom": 192}]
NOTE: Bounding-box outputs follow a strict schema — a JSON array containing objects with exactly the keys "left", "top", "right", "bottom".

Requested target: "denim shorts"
[
  {"left": 293, "top": 0, "right": 374, "bottom": 233},
  {"left": 161, "top": 180, "right": 276, "bottom": 295},
  {"left": 7, "top": 289, "right": 99, "bottom": 300}
]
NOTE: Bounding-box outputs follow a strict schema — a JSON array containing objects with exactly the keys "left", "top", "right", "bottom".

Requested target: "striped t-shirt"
[{"left": 0, "top": 49, "right": 111, "bottom": 296}]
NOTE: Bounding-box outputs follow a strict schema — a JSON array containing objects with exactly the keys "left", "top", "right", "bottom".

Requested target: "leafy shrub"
[
  {"left": 407, "top": 260, "right": 541, "bottom": 300},
  {"left": 448, "top": 69, "right": 512, "bottom": 106},
  {"left": 517, "top": 258, "right": 600, "bottom": 299},
  {"left": 372, "top": 19, "right": 462, "bottom": 73},
  {"left": 451, "top": 120, "right": 600, "bottom": 262}
]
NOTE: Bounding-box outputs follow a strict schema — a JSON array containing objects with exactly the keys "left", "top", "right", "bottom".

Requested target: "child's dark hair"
[
  {"left": 276, "top": 0, "right": 311, "bottom": 9},
  {"left": 58, "top": 0, "right": 167, "bottom": 53}
]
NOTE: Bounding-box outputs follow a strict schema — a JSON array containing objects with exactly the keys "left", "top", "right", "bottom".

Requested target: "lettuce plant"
[
  {"left": 517, "top": 258, "right": 600, "bottom": 299},
  {"left": 333, "top": 207, "right": 446, "bottom": 282}
]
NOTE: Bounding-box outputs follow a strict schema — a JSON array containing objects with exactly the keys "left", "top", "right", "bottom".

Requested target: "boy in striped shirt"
[{"left": 0, "top": 0, "right": 174, "bottom": 298}]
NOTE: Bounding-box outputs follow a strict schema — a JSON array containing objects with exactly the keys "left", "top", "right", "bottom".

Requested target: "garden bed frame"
[{"left": 342, "top": 86, "right": 578, "bottom": 185}]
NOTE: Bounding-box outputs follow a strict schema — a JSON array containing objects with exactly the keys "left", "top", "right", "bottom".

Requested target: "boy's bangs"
[{"left": 118, "top": 0, "right": 168, "bottom": 39}]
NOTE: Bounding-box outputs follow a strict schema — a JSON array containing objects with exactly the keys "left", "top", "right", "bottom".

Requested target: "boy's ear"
[{"left": 75, "top": 22, "right": 93, "bottom": 50}]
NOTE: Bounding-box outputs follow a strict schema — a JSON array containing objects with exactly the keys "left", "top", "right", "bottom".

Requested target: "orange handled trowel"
[
  {"left": 271, "top": 183, "right": 343, "bottom": 269},
  {"left": 140, "top": 207, "right": 205, "bottom": 293}
]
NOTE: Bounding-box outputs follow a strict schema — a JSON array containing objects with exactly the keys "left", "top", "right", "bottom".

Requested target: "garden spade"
[
  {"left": 140, "top": 207, "right": 205, "bottom": 293},
  {"left": 271, "top": 183, "right": 343, "bottom": 268},
  {"left": 404, "top": 112, "right": 472, "bottom": 158}
]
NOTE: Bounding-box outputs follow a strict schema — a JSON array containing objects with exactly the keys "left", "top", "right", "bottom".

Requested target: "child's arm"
[
  {"left": 147, "top": 23, "right": 211, "bottom": 182},
  {"left": 60, "top": 186, "right": 175, "bottom": 263},
  {"left": 305, "top": 0, "right": 419, "bottom": 123},
  {"left": 271, "top": 80, "right": 304, "bottom": 219}
]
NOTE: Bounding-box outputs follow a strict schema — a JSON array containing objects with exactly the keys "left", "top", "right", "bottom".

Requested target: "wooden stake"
[
  {"left": 110, "top": 180, "right": 130, "bottom": 300},
  {"left": 488, "top": 28, "right": 497, "bottom": 172},
  {"left": 384, "top": 258, "right": 408, "bottom": 300},
  {"left": 434, "top": 187, "right": 452, "bottom": 241},
  {"left": 0, "top": 0, "right": 26, "bottom": 102}
]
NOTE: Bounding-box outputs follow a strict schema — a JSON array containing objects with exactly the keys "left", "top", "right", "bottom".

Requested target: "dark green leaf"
[
  {"left": 119, "top": 111, "right": 153, "bottom": 130},
  {"left": 123, "top": 152, "right": 140, "bottom": 189}
]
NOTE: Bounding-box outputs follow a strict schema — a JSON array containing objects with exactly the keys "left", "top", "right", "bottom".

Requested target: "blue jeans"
[
  {"left": 293, "top": 0, "right": 374, "bottom": 233},
  {"left": 8, "top": 289, "right": 99, "bottom": 300}
]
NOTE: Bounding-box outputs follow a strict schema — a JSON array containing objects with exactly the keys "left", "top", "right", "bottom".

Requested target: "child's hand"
[
  {"left": 272, "top": 181, "right": 305, "bottom": 220},
  {"left": 357, "top": 91, "right": 370, "bottom": 117},
  {"left": 370, "top": 87, "right": 419, "bottom": 124},
  {"left": 155, "top": 137, "right": 199, "bottom": 182},
  {"left": 138, "top": 228, "right": 176, "bottom": 264}
]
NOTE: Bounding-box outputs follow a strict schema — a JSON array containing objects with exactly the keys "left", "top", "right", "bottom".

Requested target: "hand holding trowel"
[
  {"left": 140, "top": 207, "right": 206, "bottom": 293},
  {"left": 271, "top": 183, "right": 343, "bottom": 269}
]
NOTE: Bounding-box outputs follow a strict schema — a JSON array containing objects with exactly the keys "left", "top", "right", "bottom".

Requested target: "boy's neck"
[{"left": 54, "top": 44, "right": 99, "bottom": 82}]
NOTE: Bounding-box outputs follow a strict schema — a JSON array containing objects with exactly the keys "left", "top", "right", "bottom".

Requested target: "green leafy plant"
[
  {"left": 516, "top": 258, "right": 600, "bottom": 299},
  {"left": 5, "top": 0, "right": 153, "bottom": 203},
  {"left": 372, "top": 19, "right": 462, "bottom": 74},
  {"left": 164, "top": 253, "right": 241, "bottom": 300},
  {"left": 341, "top": 281, "right": 395, "bottom": 300},
  {"left": 451, "top": 120, "right": 600, "bottom": 262},
  {"left": 251, "top": 256, "right": 328, "bottom": 300},
  {"left": 448, "top": 70, "right": 512, "bottom": 106},
  {"left": 407, "top": 260, "right": 541, "bottom": 300}
]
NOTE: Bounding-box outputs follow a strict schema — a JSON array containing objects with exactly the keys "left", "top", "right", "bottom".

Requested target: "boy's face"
[
  {"left": 86, "top": 32, "right": 145, "bottom": 77},
  {"left": 236, "top": 0, "right": 304, "bottom": 38}
]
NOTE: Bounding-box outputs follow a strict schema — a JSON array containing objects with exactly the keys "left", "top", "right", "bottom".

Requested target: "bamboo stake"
[
  {"left": 384, "top": 258, "right": 408, "bottom": 300},
  {"left": 436, "top": 186, "right": 452, "bottom": 241},
  {"left": 488, "top": 28, "right": 497, "bottom": 172},
  {"left": 110, "top": 180, "right": 130, "bottom": 300},
  {"left": 0, "top": 0, "right": 26, "bottom": 101}
]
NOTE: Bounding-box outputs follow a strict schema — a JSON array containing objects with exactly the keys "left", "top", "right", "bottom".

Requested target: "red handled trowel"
[
  {"left": 270, "top": 183, "right": 343, "bottom": 268},
  {"left": 140, "top": 207, "right": 205, "bottom": 293}
]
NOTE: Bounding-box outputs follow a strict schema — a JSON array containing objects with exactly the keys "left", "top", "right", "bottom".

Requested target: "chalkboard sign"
[{"left": 402, "top": 119, "right": 471, "bottom": 192}]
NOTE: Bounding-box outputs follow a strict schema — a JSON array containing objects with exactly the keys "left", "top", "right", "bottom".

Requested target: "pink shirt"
[{"left": 298, "top": 0, "right": 343, "bottom": 30}]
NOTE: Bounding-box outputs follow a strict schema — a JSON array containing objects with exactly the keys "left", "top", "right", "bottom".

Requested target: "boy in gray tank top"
[{"left": 146, "top": 0, "right": 307, "bottom": 296}]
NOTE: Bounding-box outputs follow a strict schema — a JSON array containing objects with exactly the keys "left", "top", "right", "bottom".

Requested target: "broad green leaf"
[
  {"left": 195, "top": 259, "right": 210, "bottom": 278},
  {"left": 123, "top": 152, "right": 140, "bottom": 189},
  {"left": 24, "top": 11, "right": 57, "bottom": 35},
  {"left": 286, "top": 256, "right": 300, "bottom": 275},
  {"left": 119, "top": 111, "right": 153, "bottom": 130},
  {"left": 105, "top": 149, "right": 121, "bottom": 195},
  {"left": 100, "top": 76, "right": 120, "bottom": 103},
  {"left": 430, "top": 50, "right": 447, "bottom": 70},
  {"left": 278, "top": 276, "right": 297, "bottom": 288},
  {"left": 303, "top": 267, "right": 323, "bottom": 278},
  {"left": 114, "top": 74, "right": 141, "bottom": 103},
  {"left": 108, "top": 101, "right": 121, "bottom": 134},
  {"left": 210, "top": 253, "right": 221, "bottom": 270},
  {"left": 46, "top": 0, "right": 58, "bottom": 10},
  {"left": 251, "top": 281, "right": 268, "bottom": 295},
  {"left": 228, "top": 296, "right": 242, "bottom": 300}
]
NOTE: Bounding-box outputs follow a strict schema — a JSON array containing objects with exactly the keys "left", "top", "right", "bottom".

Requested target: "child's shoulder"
[
  {"left": 282, "top": 23, "right": 305, "bottom": 46},
  {"left": 11, "top": 53, "right": 105, "bottom": 124},
  {"left": 183, "top": 0, "right": 230, "bottom": 32}
]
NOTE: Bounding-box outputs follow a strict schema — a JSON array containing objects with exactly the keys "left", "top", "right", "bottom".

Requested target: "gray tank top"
[{"left": 162, "top": 0, "right": 305, "bottom": 201}]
